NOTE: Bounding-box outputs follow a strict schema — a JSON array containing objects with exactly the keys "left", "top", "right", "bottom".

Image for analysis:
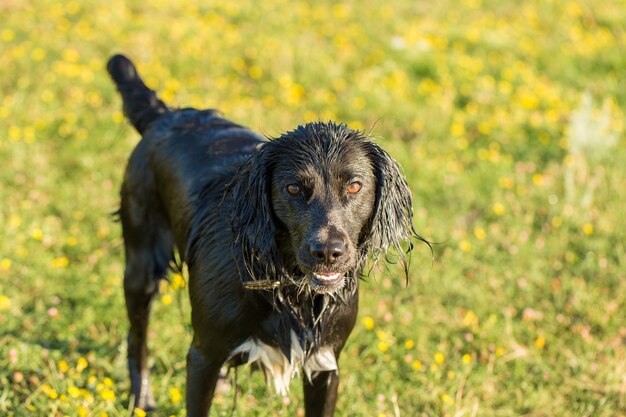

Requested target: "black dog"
[{"left": 108, "top": 54, "right": 425, "bottom": 417}]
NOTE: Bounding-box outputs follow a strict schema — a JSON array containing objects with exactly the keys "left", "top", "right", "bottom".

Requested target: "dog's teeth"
[{"left": 313, "top": 273, "right": 341, "bottom": 281}]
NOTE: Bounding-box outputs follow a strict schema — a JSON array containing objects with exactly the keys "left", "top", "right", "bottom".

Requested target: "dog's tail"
[{"left": 107, "top": 54, "right": 170, "bottom": 134}]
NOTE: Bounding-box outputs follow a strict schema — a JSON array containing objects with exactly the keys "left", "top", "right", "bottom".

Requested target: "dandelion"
[
  {"left": 362, "top": 316, "right": 375, "bottom": 330},
  {"left": 32, "top": 228, "right": 44, "bottom": 241},
  {"left": 0, "top": 295, "right": 10, "bottom": 310},
  {"left": 287, "top": 83, "right": 305, "bottom": 105},
  {"left": 1, "top": 28, "right": 15, "bottom": 42},
  {"left": 42, "top": 384, "right": 58, "bottom": 399},
  {"left": 62, "top": 48, "right": 80, "bottom": 63},
  {"left": 78, "top": 406, "right": 88, "bottom": 417},
  {"left": 51, "top": 257, "right": 70, "bottom": 268},
  {"left": 0, "top": 258, "right": 11, "bottom": 271},
  {"left": 462, "top": 353, "right": 472, "bottom": 364},
  {"left": 450, "top": 121, "right": 465, "bottom": 137},
  {"left": 404, "top": 339, "right": 415, "bottom": 349},
  {"left": 462, "top": 310, "right": 478, "bottom": 327},
  {"left": 31, "top": 47, "right": 46, "bottom": 61},
  {"left": 97, "top": 227, "right": 109, "bottom": 239},
  {"left": 434, "top": 352, "right": 445, "bottom": 364},
  {"left": 76, "top": 357, "right": 88, "bottom": 372},
  {"left": 495, "top": 347, "right": 505, "bottom": 357},
  {"left": 492, "top": 203, "right": 506, "bottom": 216},
  {"left": 582, "top": 223, "right": 593, "bottom": 235},
  {"left": 352, "top": 96, "right": 366, "bottom": 109},
  {"left": 499, "top": 177, "right": 514, "bottom": 189},
  {"left": 441, "top": 393, "right": 454, "bottom": 404},
  {"left": 58, "top": 360, "right": 69, "bottom": 373},
  {"left": 248, "top": 65, "right": 263, "bottom": 79},
  {"left": 170, "top": 387, "right": 182, "bottom": 405},
  {"left": 112, "top": 111, "right": 125, "bottom": 124},
  {"left": 162, "top": 294, "right": 173, "bottom": 305},
  {"left": 100, "top": 388, "right": 115, "bottom": 401},
  {"left": 377, "top": 341, "right": 390, "bottom": 352},
  {"left": 459, "top": 240, "right": 472, "bottom": 252},
  {"left": 171, "top": 273, "right": 186, "bottom": 289},
  {"left": 134, "top": 409, "right": 147, "bottom": 417},
  {"left": 9, "top": 126, "right": 20, "bottom": 141},
  {"left": 473, "top": 227, "right": 486, "bottom": 240},
  {"left": 66, "top": 236, "right": 78, "bottom": 246},
  {"left": 67, "top": 386, "right": 80, "bottom": 398},
  {"left": 535, "top": 336, "right": 546, "bottom": 349},
  {"left": 411, "top": 360, "right": 422, "bottom": 371}
]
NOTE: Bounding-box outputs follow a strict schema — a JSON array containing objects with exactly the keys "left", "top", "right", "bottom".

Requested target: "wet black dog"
[{"left": 108, "top": 54, "right": 425, "bottom": 417}]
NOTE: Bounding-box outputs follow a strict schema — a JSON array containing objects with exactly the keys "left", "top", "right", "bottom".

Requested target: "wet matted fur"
[{"left": 107, "top": 54, "right": 428, "bottom": 417}]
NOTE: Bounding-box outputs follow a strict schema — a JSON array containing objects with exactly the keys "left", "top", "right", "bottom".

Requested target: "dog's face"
[
  {"left": 230, "top": 122, "right": 415, "bottom": 295},
  {"left": 270, "top": 136, "right": 376, "bottom": 293}
]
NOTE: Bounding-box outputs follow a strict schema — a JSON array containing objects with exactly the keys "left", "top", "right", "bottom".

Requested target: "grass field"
[{"left": 1, "top": 0, "right": 625, "bottom": 416}]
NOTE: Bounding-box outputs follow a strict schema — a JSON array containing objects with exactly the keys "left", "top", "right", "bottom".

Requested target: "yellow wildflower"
[
  {"left": 535, "top": 336, "right": 546, "bottom": 349},
  {"left": 51, "top": 257, "right": 70, "bottom": 268},
  {"left": 0, "top": 295, "right": 10, "bottom": 310},
  {"left": 100, "top": 388, "right": 115, "bottom": 401},
  {"left": 459, "top": 240, "right": 472, "bottom": 252},
  {"left": 32, "top": 228, "right": 44, "bottom": 241},
  {"left": 170, "top": 387, "right": 182, "bottom": 405},
  {"left": 171, "top": 273, "right": 186, "bottom": 289},
  {"left": 42, "top": 384, "right": 58, "bottom": 399},
  {"left": 492, "top": 203, "right": 506, "bottom": 216},
  {"left": 0, "top": 258, "right": 11, "bottom": 271},
  {"left": 162, "top": 294, "right": 173, "bottom": 305},
  {"left": 362, "top": 316, "right": 375, "bottom": 330},
  {"left": 58, "top": 360, "right": 69, "bottom": 373},
  {"left": 441, "top": 393, "right": 454, "bottom": 404},
  {"left": 67, "top": 386, "right": 80, "bottom": 398},
  {"left": 76, "top": 357, "right": 88, "bottom": 372}
]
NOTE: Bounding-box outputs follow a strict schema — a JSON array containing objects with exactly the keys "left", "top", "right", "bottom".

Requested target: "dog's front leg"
[
  {"left": 303, "top": 370, "right": 340, "bottom": 417},
  {"left": 186, "top": 345, "right": 222, "bottom": 417}
]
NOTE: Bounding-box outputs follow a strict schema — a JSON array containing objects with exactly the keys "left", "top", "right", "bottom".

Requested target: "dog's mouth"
[{"left": 309, "top": 272, "right": 346, "bottom": 294}]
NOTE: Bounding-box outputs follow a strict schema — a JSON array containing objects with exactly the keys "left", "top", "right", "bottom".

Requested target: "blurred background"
[{"left": 1, "top": 0, "right": 624, "bottom": 416}]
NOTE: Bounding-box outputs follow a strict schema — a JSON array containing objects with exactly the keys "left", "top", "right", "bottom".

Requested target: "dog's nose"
[{"left": 310, "top": 240, "right": 345, "bottom": 264}]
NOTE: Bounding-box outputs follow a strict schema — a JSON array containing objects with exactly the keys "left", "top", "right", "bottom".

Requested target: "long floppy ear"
[
  {"left": 228, "top": 142, "right": 282, "bottom": 282},
  {"left": 361, "top": 141, "right": 422, "bottom": 269}
]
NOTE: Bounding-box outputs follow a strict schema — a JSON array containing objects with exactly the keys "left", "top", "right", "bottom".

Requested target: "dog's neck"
[{"left": 255, "top": 270, "right": 358, "bottom": 358}]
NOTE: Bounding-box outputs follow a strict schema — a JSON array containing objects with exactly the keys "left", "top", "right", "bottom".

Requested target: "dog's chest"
[{"left": 228, "top": 331, "right": 337, "bottom": 396}]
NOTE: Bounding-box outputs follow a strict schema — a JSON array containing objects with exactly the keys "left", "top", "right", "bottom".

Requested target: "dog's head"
[{"left": 230, "top": 122, "right": 418, "bottom": 294}]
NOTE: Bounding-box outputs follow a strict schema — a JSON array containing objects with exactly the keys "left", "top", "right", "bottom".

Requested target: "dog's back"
[{"left": 108, "top": 55, "right": 265, "bottom": 255}]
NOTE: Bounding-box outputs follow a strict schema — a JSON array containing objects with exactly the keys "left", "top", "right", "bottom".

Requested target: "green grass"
[{"left": 1, "top": 0, "right": 625, "bottom": 416}]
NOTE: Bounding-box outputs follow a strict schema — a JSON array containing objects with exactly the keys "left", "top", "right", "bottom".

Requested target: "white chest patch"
[{"left": 228, "top": 331, "right": 337, "bottom": 396}]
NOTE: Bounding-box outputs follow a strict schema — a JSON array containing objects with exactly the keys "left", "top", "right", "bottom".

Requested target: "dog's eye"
[
  {"left": 286, "top": 183, "right": 301, "bottom": 195},
  {"left": 347, "top": 181, "right": 362, "bottom": 194}
]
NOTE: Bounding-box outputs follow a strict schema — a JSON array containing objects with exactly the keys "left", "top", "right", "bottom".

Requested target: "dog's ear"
[
  {"left": 228, "top": 142, "right": 281, "bottom": 282},
  {"left": 361, "top": 141, "right": 419, "bottom": 267}
]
